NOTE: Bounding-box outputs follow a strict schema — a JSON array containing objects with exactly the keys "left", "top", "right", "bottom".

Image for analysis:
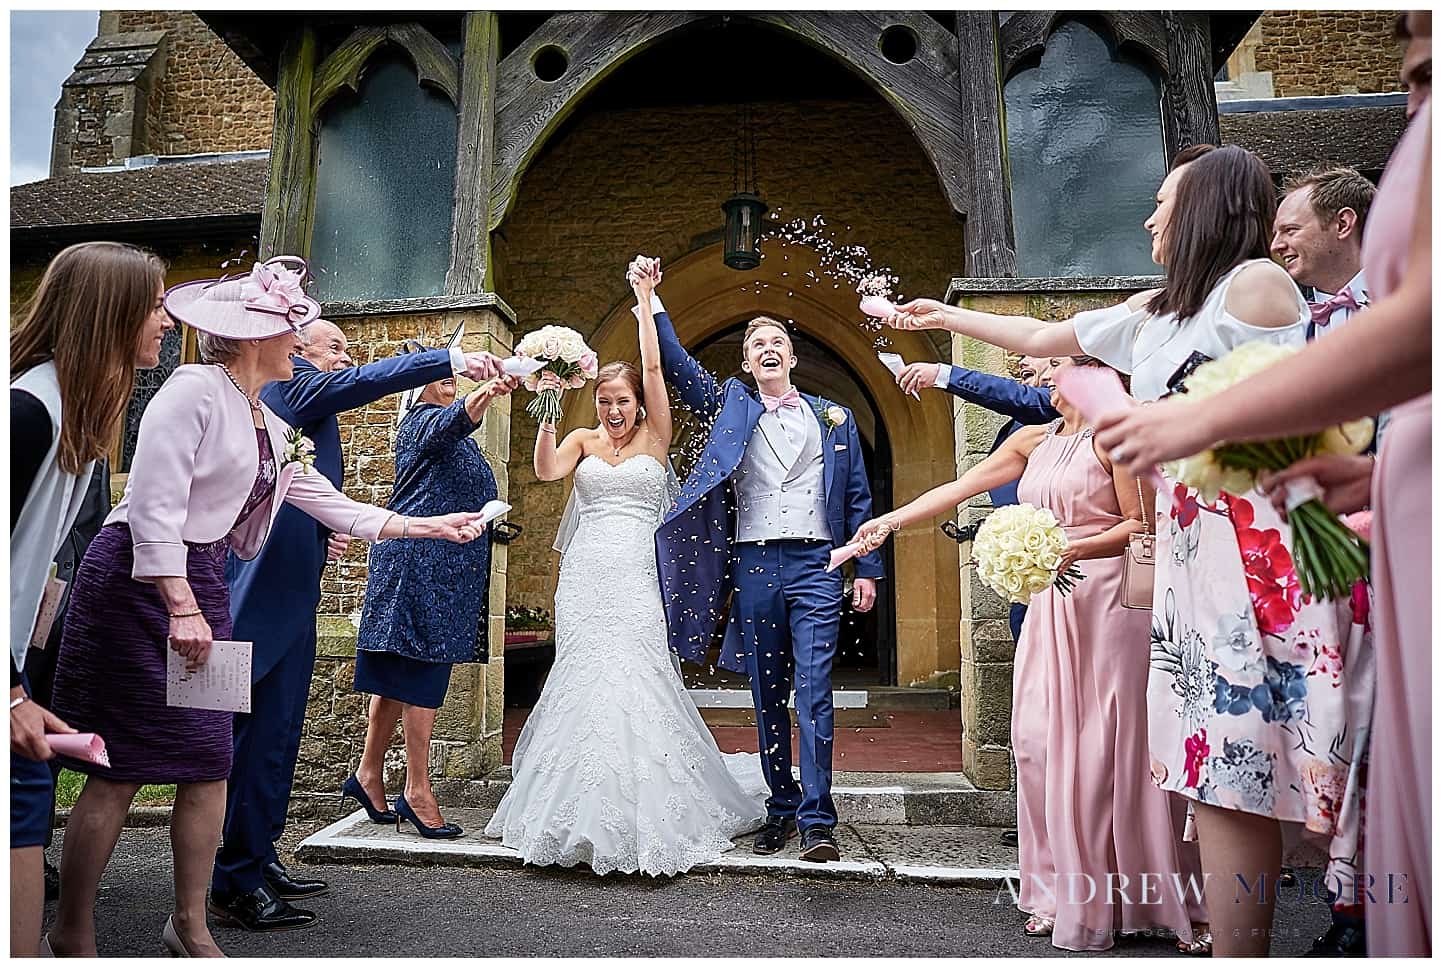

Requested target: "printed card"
[{"left": 166, "top": 640, "right": 252, "bottom": 713}]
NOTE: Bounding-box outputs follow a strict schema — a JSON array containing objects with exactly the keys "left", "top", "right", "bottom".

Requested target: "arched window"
[
  {"left": 1003, "top": 18, "right": 1167, "bottom": 277},
  {"left": 309, "top": 50, "right": 459, "bottom": 302}
]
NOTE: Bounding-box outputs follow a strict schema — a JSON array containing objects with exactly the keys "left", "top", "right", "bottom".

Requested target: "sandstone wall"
[
  {"left": 1252, "top": 10, "right": 1403, "bottom": 97},
  {"left": 113, "top": 10, "right": 274, "bottom": 156}
]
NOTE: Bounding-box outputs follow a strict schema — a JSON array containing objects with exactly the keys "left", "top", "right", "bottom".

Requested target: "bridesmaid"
[
  {"left": 852, "top": 356, "right": 1204, "bottom": 952},
  {"left": 1096, "top": 13, "right": 1432, "bottom": 954}
]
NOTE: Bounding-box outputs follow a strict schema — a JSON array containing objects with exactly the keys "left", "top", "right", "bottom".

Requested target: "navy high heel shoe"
[
  {"left": 340, "top": 774, "right": 398, "bottom": 824},
  {"left": 394, "top": 794, "right": 463, "bottom": 839}
]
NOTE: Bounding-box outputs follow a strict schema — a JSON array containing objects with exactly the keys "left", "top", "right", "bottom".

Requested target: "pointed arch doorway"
[{"left": 560, "top": 242, "right": 961, "bottom": 693}]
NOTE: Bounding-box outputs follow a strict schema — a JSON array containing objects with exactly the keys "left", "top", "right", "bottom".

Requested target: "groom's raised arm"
[{"left": 636, "top": 294, "right": 722, "bottom": 421}]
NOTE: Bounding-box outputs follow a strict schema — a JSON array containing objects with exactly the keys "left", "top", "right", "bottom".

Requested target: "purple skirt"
[{"left": 50, "top": 524, "right": 234, "bottom": 783}]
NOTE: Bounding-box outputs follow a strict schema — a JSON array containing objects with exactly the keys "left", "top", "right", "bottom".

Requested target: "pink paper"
[
  {"left": 1341, "top": 510, "right": 1372, "bottom": 542},
  {"left": 49, "top": 732, "right": 111, "bottom": 768},
  {"left": 827, "top": 542, "right": 864, "bottom": 573},
  {"left": 1053, "top": 364, "right": 1132, "bottom": 421},
  {"left": 1053, "top": 365, "right": 1166, "bottom": 490},
  {"left": 859, "top": 295, "right": 897, "bottom": 319}
]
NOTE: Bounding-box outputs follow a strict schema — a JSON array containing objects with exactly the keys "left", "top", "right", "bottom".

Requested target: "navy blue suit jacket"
[
  {"left": 653, "top": 310, "right": 882, "bottom": 673},
  {"left": 226, "top": 351, "right": 454, "bottom": 681},
  {"left": 942, "top": 366, "right": 1058, "bottom": 505}
]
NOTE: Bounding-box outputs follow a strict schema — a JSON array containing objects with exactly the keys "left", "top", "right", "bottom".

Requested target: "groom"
[{"left": 633, "top": 256, "right": 882, "bottom": 863}]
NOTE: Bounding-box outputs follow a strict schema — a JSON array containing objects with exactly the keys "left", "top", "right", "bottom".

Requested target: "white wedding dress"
[{"left": 485, "top": 453, "right": 767, "bottom": 876}]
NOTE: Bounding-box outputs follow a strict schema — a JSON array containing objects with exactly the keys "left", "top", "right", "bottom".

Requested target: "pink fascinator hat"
[{"left": 164, "top": 255, "right": 322, "bottom": 339}]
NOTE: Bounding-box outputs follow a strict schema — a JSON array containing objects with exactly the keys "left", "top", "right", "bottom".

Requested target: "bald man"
[{"left": 210, "top": 319, "right": 501, "bottom": 931}]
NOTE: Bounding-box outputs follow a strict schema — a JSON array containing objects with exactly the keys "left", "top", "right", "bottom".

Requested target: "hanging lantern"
[
  {"left": 722, "top": 103, "right": 766, "bottom": 271},
  {"left": 722, "top": 192, "right": 768, "bottom": 271}
]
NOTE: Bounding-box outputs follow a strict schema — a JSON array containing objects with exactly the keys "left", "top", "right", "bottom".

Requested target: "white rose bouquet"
[
  {"left": 972, "top": 503, "right": 1085, "bottom": 603},
  {"left": 1165, "top": 341, "right": 1373, "bottom": 601},
  {"left": 513, "top": 325, "right": 600, "bottom": 425}
]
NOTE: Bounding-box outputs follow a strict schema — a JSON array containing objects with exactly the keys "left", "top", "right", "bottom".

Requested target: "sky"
[{"left": 11, "top": 10, "right": 99, "bottom": 185}]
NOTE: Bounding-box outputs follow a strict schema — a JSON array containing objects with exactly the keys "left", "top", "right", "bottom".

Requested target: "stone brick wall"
[
  {"left": 1252, "top": 10, "right": 1403, "bottom": 97},
  {"left": 494, "top": 97, "right": 968, "bottom": 613},
  {"left": 113, "top": 10, "right": 274, "bottom": 156}
]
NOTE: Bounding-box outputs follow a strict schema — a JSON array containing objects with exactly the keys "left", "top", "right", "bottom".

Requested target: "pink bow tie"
[
  {"left": 760, "top": 388, "right": 802, "bottom": 412},
  {"left": 1310, "top": 286, "right": 1361, "bottom": 327}
]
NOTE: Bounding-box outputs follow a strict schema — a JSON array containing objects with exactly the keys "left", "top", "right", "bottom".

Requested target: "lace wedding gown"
[{"left": 485, "top": 454, "right": 767, "bottom": 876}]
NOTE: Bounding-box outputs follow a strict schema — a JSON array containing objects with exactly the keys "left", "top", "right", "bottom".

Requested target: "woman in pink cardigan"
[{"left": 46, "top": 258, "right": 486, "bottom": 958}]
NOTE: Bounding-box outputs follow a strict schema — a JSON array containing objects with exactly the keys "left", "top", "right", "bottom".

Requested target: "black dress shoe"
[
  {"left": 752, "top": 816, "right": 797, "bottom": 855},
  {"left": 263, "top": 861, "right": 329, "bottom": 900},
  {"left": 208, "top": 885, "right": 317, "bottom": 932},
  {"left": 799, "top": 826, "right": 841, "bottom": 863},
  {"left": 1000, "top": 829, "right": 1018, "bottom": 848},
  {"left": 1304, "top": 921, "right": 1366, "bottom": 957}
]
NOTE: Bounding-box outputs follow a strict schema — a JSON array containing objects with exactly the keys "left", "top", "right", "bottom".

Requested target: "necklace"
[
  {"left": 218, "top": 363, "right": 262, "bottom": 411},
  {"left": 611, "top": 427, "right": 639, "bottom": 457}
]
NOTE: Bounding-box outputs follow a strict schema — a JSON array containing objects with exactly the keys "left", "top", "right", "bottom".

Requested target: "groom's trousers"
[{"left": 734, "top": 539, "right": 842, "bottom": 832}]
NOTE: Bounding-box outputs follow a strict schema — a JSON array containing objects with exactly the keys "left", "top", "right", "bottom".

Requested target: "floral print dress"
[
  {"left": 1150, "top": 483, "right": 1374, "bottom": 903},
  {"left": 1071, "top": 262, "right": 1374, "bottom": 905}
]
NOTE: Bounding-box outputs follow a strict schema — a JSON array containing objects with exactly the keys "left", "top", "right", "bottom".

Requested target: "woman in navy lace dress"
[{"left": 345, "top": 356, "right": 516, "bottom": 838}]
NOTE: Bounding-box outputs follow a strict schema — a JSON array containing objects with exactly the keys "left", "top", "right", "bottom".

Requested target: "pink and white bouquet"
[
  {"left": 1166, "top": 341, "right": 1373, "bottom": 601},
  {"left": 513, "top": 325, "right": 599, "bottom": 424}
]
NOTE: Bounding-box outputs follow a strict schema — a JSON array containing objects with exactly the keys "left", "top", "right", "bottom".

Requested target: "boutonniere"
[
  {"left": 812, "top": 398, "right": 848, "bottom": 438},
  {"left": 283, "top": 428, "right": 317, "bottom": 473}
]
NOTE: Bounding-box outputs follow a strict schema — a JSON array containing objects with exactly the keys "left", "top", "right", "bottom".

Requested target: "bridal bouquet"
[
  {"left": 972, "top": 503, "right": 1085, "bottom": 603},
  {"left": 513, "top": 325, "right": 599, "bottom": 424},
  {"left": 1165, "top": 341, "right": 1373, "bottom": 601}
]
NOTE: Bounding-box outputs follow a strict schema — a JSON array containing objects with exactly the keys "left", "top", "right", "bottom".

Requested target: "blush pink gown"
[
  {"left": 1362, "top": 98, "right": 1431, "bottom": 957},
  {"left": 1013, "top": 421, "right": 1204, "bottom": 951}
]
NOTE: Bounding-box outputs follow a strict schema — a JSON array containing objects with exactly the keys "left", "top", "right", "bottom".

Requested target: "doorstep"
[
  {"left": 296, "top": 805, "right": 1018, "bottom": 887},
  {"left": 417, "top": 769, "right": 1015, "bottom": 827}
]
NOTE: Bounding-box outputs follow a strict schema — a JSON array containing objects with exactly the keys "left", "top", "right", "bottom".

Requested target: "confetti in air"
[{"left": 739, "top": 211, "right": 907, "bottom": 353}]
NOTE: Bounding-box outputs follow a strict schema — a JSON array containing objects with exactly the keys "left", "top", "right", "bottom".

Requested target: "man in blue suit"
[
  {"left": 209, "top": 319, "right": 501, "bottom": 931},
  {"left": 635, "top": 256, "right": 882, "bottom": 863},
  {"left": 897, "top": 355, "right": 1058, "bottom": 642}
]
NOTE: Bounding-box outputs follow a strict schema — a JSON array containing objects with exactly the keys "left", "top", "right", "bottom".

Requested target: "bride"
[{"left": 485, "top": 263, "right": 766, "bottom": 876}]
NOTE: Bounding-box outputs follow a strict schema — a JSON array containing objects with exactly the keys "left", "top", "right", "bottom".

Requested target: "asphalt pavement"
[{"left": 41, "top": 827, "right": 1334, "bottom": 958}]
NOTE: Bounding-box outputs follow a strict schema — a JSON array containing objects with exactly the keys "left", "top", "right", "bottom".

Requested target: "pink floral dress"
[
  {"left": 1151, "top": 485, "right": 1373, "bottom": 902},
  {"left": 1073, "top": 260, "right": 1375, "bottom": 904}
]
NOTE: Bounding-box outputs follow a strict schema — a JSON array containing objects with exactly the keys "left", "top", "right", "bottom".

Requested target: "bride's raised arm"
[
  {"left": 534, "top": 374, "right": 589, "bottom": 482},
  {"left": 630, "top": 258, "right": 672, "bottom": 453}
]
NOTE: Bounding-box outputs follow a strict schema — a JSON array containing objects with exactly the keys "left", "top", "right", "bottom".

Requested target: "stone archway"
[{"left": 560, "top": 242, "right": 961, "bottom": 688}]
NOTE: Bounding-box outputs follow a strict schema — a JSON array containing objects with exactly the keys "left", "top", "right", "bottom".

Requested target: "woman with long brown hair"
[
  {"left": 882, "top": 146, "right": 1373, "bottom": 956},
  {"left": 1096, "top": 13, "right": 1432, "bottom": 955},
  {"left": 10, "top": 241, "right": 171, "bottom": 957}
]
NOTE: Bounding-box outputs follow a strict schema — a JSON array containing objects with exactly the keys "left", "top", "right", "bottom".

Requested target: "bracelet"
[
  {"left": 11, "top": 695, "right": 28, "bottom": 710},
  {"left": 539, "top": 425, "right": 557, "bottom": 435},
  {"left": 169, "top": 609, "right": 202, "bottom": 619},
  {"left": 402, "top": 516, "right": 411, "bottom": 539}
]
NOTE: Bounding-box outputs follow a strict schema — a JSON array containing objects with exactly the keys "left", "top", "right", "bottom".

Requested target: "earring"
[{"left": 638, "top": 406, "right": 647, "bottom": 420}]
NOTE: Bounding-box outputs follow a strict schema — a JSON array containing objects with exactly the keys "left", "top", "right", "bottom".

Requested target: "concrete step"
[
  {"left": 415, "top": 769, "right": 1014, "bottom": 828},
  {"left": 296, "top": 805, "right": 1019, "bottom": 887},
  {"left": 688, "top": 687, "right": 954, "bottom": 713}
]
